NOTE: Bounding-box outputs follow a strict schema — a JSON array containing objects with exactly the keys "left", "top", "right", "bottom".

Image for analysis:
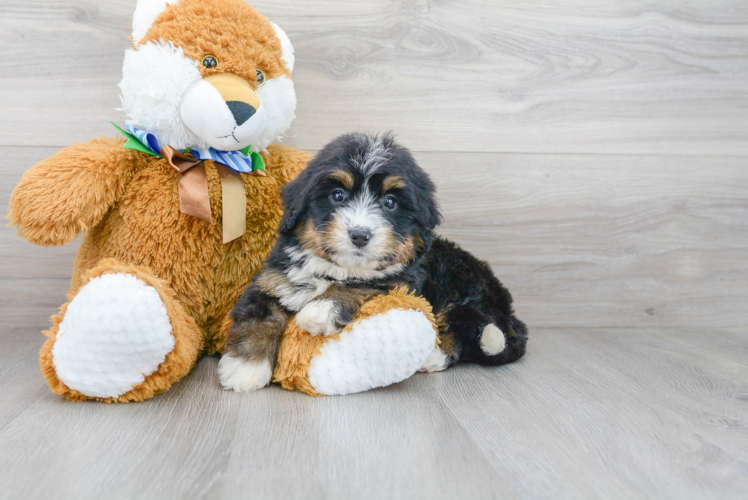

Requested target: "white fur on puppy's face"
[{"left": 326, "top": 190, "right": 394, "bottom": 270}]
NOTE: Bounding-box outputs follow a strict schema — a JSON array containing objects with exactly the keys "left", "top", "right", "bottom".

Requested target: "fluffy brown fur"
[
  {"left": 223, "top": 132, "right": 527, "bottom": 389},
  {"left": 40, "top": 259, "right": 204, "bottom": 403},
  {"left": 7, "top": 0, "right": 314, "bottom": 402},
  {"left": 272, "top": 288, "right": 438, "bottom": 396},
  {"left": 138, "top": 0, "right": 291, "bottom": 82},
  {"left": 10, "top": 136, "right": 309, "bottom": 402}
]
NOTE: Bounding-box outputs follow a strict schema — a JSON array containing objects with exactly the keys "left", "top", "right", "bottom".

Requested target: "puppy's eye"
[
  {"left": 383, "top": 195, "right": 397, "bottom": 210},
  {"left": 256, "top": 69, "right": 266, "bottom": 86},
  {"left": 202, "top": 55, "right": 218, "bottom": 68},
  {"left": 331, "top": 189, "right": 346, "bottom": 203}
]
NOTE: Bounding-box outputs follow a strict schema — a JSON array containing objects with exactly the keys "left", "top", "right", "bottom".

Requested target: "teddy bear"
[
  {"left": 8, "top": 0, "right": 311, "bottom": 402},
  {"left": 9, "top": 0, "right": 439, "bottom": 402}
]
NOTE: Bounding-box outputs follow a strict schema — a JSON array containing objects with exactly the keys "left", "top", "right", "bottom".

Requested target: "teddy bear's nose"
[{"left": 226, "top": 101, "right": 256, "bottom": 126}]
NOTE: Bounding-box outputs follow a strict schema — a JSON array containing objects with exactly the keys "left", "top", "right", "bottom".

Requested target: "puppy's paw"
[
  {"left": 296, "top": 299, "right": 339, "bottom": 336},
  {"left": 218, "top": 354, "right": 272, "bottom": 392},
  {"left": 419, "top": 347, "right": 450, "bottom": 373},
  {"left": 480, "top": 323, "right": 506, "bottom": 356}
]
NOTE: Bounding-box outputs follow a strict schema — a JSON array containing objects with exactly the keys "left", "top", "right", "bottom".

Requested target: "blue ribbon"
[{"left": 123, "top": 125, "right": 264, "bottom": 174}]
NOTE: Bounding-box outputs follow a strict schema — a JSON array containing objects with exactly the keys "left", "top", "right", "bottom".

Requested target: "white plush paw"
[
  {"left": 480, "top": 323, "right": 506, "bottom": 355},
  {"left": 295, "top": 299, "right": 339, "bottom": 336},
  {"left": 308, "top": 309, "right": 436, "bottom": 395},
  {"left": 418, "top": 347, "right": 450, "bottom": 373},
  {"left": 52, "top": 273, "right": 175, "bottom": 398},
  {"left": 218, "top": 355, "right": 272, "bottom": 392}
]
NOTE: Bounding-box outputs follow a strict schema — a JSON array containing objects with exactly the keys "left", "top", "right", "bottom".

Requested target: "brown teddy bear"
[{"left": 8, "top": 0, "right": 311, "bottom": 402}]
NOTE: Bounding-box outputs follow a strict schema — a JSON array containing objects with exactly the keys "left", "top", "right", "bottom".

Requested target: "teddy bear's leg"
[
  {"left": 40, "top": 259, "right": 203, "bottom": 402},
  {"left": 271, "top": 290, "right": 440, "bottom": 396},
  {"left": 305, "top": 308, "right": 436, "bottom": 395}
]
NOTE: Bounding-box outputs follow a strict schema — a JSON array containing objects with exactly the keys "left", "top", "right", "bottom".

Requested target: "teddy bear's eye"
[
  {"left": 202, "top": 55, "right": 218, "bottom": 69},
  {"left": 256, "top": 69, "right": 266, "bottom": 86}
]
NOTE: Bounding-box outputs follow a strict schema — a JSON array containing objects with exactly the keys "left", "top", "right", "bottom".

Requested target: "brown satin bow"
[{"left": 161, "top": 145, "right": 251, "bottom": 244}]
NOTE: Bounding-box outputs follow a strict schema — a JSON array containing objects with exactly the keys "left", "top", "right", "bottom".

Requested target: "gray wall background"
[{"left": 1, "top": 0, "right": 746, "bottom": 329}]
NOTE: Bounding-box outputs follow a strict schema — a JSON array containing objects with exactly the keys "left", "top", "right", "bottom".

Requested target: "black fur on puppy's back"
[
  {"left": 421, "top": 238, "right": 528, "bottom": 366},
  {"left": 224, "top": 131, "right": 527, "bottom": 384},
  {"left": 272, "top": 131, "right": 527, "bottom": 368}
]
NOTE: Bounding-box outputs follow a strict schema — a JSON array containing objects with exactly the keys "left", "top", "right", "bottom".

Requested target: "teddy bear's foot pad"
[
  {"left": 52, "top": 273, "right": 175, "bottom": 398},
  {"left": 307, "top": 309, "right": 435, "bottom": 395}
]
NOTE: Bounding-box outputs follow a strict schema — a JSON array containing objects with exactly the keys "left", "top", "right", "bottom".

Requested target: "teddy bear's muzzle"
[
  {"left": 226, "top": 101, "right": 256, "bottom": 126},
  {"left": 180, "top": 73, "right": 267, "bottom": 151}
]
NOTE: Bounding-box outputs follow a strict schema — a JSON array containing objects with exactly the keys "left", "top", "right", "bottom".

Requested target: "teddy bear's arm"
[
  {"left": 8, "top": 137, "right": 138, "bottom": 246},
  {"left": 262, "top": 145, "right": 313, "bottom": 186}
]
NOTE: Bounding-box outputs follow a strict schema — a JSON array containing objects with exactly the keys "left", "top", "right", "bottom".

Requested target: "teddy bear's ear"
[
  {"left": 131, "top": 0, "right": 179, "bottom": 45},
  {"left": 271, "top": 23, "right": 295, "bottom": 73}
]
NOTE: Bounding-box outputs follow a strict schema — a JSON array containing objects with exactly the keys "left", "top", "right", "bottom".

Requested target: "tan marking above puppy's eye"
[
  {"left": 382, "top": 175, "right": 407, "bottom": 192},
  {"left": 328, "top": 170, "right": 354, "bottom": 190}
]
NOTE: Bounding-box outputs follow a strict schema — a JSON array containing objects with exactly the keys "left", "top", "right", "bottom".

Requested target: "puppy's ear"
[
  {"left": 280, "top": 176, "right": 307, "bottom": 233},
  {"left": 416, "top": 172, "right": 441, "bottom": 221},
  {"left": 415, "top": 172, "right": 442, "bottom": 253},
  {"left": 422, "top": 193, "right": 442, "bottom": 232},
  {"left": 419, "top": 214, "right": 440, "bottom": 252},
  {"left": 420, "top": 228, "right": 434, "bottom": 253}
]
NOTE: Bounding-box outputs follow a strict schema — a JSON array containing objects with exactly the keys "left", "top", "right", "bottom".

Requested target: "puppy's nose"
[
  {"left": 349, "top": 228, "right": 372, "bottom": 248},
  {"left": 226, "top": 101, "right": 256, "bottom": 126}
]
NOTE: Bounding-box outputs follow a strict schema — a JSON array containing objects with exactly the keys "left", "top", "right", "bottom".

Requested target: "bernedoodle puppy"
[{"left": 219, "top": 132, "right": 528, "bottom": 391}]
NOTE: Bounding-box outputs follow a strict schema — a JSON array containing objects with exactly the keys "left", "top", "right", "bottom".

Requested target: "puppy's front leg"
[
  {"left": 219, "top": 289, "right": 289, "bottom": 392},
  {"left": 295, "top": 285, "right": 381, "bottom": 336}
]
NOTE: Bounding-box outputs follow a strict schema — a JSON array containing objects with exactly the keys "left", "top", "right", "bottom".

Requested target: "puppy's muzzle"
[{"left": 349, "top": 227, "right": 372, "bottom": 248}]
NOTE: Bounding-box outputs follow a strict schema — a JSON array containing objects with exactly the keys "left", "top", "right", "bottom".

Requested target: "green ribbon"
[
  {"left": 112, "top": 122, "right": 160, "bottom": 157},
  {"left": 111, "top": 122, "right": 265, "bottom": 171}
]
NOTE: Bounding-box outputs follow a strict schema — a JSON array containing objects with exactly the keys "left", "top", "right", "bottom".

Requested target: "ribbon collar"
[
  {"left": 112, "top": 122, "right": 263, "bottom": 244},
  {"left": 112, "top": 123, "right": 266, "bottom": 174}
]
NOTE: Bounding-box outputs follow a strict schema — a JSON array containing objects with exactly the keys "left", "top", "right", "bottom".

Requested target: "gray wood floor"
[
  {"left": 2, "top": 326, "right": 747, "bottom": 499},
  {"left": 1, "top": 0, "right": 747, "bottom": 498}
]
